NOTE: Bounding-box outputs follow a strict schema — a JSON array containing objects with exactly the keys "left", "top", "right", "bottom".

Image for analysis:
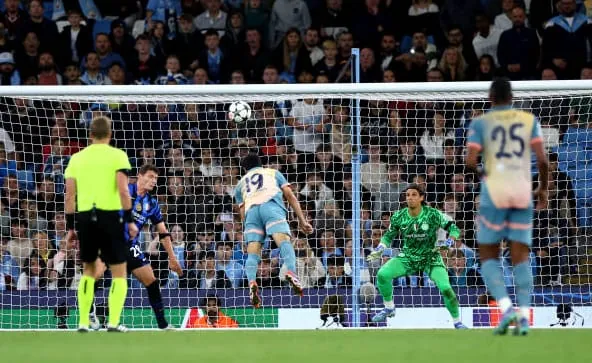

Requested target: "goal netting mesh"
[{"left": 0, "top": 85, "right": 590, "bottom": 329}]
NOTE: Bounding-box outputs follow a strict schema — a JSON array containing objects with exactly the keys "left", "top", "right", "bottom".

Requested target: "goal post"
[{"left": 0, "top": 80, "right": 591, "bottom": 330}]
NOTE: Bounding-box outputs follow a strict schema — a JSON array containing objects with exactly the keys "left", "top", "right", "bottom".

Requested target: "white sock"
[
  {"left": 520, "top": 307, "right": 530, "bottom": 319},
  {"left": 453, "top": 317, "right": 461, "bottom": 324},
  {"left": 384, "top": 300, "right": 395, "bottom": 309},
  {"left": 498, "top": 297, "right": 513, "bottom": 313}
]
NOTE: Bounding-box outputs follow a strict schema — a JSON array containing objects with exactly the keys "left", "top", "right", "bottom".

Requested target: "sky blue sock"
[
  {"left": 513, "top": 261, "right": 533, "bottom": 309},
  {"left": 481, "top": 259, "right": 509, "bottom": 302},
  {"left": 245, "top": 253, "right": 261, "bottom": 283},
  {"left": 279, "top": 241, "right": 296, "bottom": 273}
]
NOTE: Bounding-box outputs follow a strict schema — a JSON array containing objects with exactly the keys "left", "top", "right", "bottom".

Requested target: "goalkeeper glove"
[{"left": 366, "top": 244, "right": 386, "bottom": 262}]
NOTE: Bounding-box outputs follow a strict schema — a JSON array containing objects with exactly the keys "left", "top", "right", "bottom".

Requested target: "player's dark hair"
[
  {"left": 548, "top": 152, "right": 558, "bottom": 163},
  {"left": 241, "top": 153, "right": 262, "bottom": 171},
  {"left": 405, "top": 183, "right": 426, "bottom": 197},
  {"left": 139, "top": 164, "right": 159, "bottom": 175},
  {"left": 89, "top": 116, "right": 111, "bottom": 140},
  {"left": 489, "top": 77, "right": 513, "bottom": 105}
]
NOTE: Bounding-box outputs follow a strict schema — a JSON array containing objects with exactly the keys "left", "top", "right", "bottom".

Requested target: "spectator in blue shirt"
[
  {"left": 81, "top": 33, "right": 126, "bottom": 73},
  {"left": 214, "top": 241, "right": 244, "bottom": 288}
]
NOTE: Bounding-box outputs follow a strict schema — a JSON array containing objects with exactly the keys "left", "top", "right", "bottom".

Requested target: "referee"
[{"left": 64, "top": 116, "right": 139, "bottom": 332}]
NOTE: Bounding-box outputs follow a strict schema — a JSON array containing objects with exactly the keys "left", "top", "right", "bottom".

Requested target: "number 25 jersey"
[
  {"left": 234, "top": 167, "right": 290, "bottom": 212},
  {"left": 467, "top": 106, "right": 544, "bottom": 209}
]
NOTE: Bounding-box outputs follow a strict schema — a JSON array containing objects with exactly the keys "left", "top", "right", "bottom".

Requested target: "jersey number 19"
[{"left": 245, "top": 173, "right": 263, "bottom": 194}]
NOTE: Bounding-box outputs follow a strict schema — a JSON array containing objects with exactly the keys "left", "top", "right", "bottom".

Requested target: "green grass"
[{"left": 1, "top": 329, "right": 590, "bottom": 363}]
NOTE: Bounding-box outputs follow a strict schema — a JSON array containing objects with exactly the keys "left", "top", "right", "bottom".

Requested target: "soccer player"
[
  {"left": 235, "top": 154, "right": 313, "bottom": 308},
  {"left": 465, "top": 77, "right": 548, "bottom": 335},
  {"left": 93, "top": 164, "right": 183, "bottom": 330},
  {"left": 64, "top": 116, "right": 139, "bottom": 332},
  {"left": 368, "top": 184, "right": 468, "bottom": 329}
]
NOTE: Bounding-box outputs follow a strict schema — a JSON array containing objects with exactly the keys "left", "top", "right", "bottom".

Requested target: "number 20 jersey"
[
  {"left": 234, "top": 167, "right": 289, "bottom": 213},
  {"left": 467, "top": 106, "right": 543, "bottom": 209}
]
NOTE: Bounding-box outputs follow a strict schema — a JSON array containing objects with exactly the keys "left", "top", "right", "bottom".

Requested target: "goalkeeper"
[{"left": 367, "top": 184, "right": 467, "bottom": 329}]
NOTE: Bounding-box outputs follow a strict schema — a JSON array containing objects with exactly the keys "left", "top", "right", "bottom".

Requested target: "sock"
[
  {"left": 481, "top": 259, "right": 511, "bottom": 311},
  {"left": 77, "top": 275, "right": 96, "bottom": 328},
  {"left": 376, "top": 269, "right": 394, "bottom": 304},
  {"left": 513, "top": 261, "right": 533, "bottom": 318},
  {"left": 245, "top": 253, "right": 261, "bottom": 283},
  {"left": 442, "top": 288, "right": 460, "bottom": 319},
  {"left": 146, "top": 280, "right": 168, "bottom": 328},
  {"left": 279, "top": 241, "right": 296, "bottom": 274},
  {"left": 453, "top": 317, "right": 461, "bottom": 324},
  {"left": 108, "top": 278, "right": 128, "bottom": 327}
]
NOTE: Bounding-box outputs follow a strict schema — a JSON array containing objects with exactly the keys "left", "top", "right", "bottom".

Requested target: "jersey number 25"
[{"left": 491, "top": 123, "right": 525, "bottom": 159}]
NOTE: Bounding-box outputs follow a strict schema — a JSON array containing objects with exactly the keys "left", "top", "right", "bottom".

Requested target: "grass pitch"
[{"left": 1, "top": 329, "right": 589, "bottom": 363}]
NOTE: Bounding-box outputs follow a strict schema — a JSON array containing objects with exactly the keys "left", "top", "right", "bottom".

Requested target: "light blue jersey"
[{"left": 235, "top": 167, "right": 291, "bottom": 243}]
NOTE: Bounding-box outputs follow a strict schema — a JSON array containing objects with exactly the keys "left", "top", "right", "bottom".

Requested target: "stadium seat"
[
  {"left": 93, "top": 19, "right": 113, "bottom": 41},
  {"left": 43, "top": 1, "right": 53, "bottom": 20}
]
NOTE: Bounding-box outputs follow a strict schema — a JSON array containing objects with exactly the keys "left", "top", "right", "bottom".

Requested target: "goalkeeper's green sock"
[
  {"left": 442, "top": 288, "right": 460, "bottom": 320},
  {"left": 77, "top": 275, "right": 96, "bottom": 328},
  {"left": 108, "top": 278, "right": 128, "bottom": 327}
]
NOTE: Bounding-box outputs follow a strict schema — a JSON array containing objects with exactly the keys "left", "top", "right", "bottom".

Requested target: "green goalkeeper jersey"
[{"left": 380, "top": 206, "right": 461, "bottom": 270}]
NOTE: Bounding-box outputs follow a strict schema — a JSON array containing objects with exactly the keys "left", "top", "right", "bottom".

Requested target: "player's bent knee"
[
  {"left": 376, "top": 267, "right": 390, "bottom": 283},
  {"left": 246, "top": 242, "right": 262, "bottom": 255},
  {"left": 133, "top": 265, "right": 157, "bottom": 286},
  {"left": 272, "top": 233, "right": 290, "bottom": 245}
]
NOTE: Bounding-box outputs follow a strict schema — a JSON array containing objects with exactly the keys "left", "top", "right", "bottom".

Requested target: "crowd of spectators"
[{"left": 0, "top": 0, "right": 591, "bottom": 296}]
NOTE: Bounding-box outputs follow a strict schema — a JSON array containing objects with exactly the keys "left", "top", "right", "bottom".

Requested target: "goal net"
[{"left": 0, "top": 82, "right": 590, "bottom": 330}]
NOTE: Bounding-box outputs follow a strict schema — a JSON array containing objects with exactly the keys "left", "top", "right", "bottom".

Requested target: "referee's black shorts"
[{"left": 76, "top": 210, "right": 127, "bottom": 265}]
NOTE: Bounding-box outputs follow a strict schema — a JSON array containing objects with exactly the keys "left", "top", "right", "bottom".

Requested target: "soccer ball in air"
[{"left": 228, "top": 101, "right": 252, "bottom": 124}]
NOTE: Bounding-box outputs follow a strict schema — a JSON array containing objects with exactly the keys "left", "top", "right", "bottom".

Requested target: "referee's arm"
[
  {"left": 117, "top": 170, "right": 138, "bottom": 239},
  {"left": 65, "top": 178, "right": 77, "bottom": 237}
]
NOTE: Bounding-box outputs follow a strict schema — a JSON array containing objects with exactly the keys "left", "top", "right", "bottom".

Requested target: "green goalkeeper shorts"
[{"left": 395, "top": 252, "right": 447, "bottom": 275}]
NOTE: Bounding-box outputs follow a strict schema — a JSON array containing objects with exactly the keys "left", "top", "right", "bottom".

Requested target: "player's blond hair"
[{"left": 90, "top": 116, "right": 112, "bottom": 140}]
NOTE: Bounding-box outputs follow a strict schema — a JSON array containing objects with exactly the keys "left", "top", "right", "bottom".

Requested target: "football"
[{"left": 228, "top": 101, "right": 252, "bottom": 123}]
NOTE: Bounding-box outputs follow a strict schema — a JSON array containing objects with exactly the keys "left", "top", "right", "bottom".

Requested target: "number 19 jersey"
[
  {"left": 234, "top": 167, "right": 289, "bottom": 212},
  {"left": 467, "top": 106, "right": 543, "bottom": 209}
]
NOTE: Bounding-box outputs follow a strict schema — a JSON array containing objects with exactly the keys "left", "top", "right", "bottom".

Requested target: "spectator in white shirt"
[
  {"left": 361, "top": 143, "right": 387, "bottom": 196},
  {"left": 303, "top": 27, "right": 324, "bottom": 66},
  {"left": 494, "top": 0, "right": 527, "bottom": 32},
  {"left": 198, "top": 148, "right": 222, "bottom": 178},
  {"left": 472, "top": 14, "right": 502, "bottom": 66},
  {"left": 194, "top": 0, "right": 227, "bottom": 33},
  {"left": 408, "top": 0, "right": 439, "bottom": 16},
  {"left": 289, "top": 98, "right": 326, "bottom": 155},
  {"left": 420, "top": 112, "right": 455, "bottom": 162}
]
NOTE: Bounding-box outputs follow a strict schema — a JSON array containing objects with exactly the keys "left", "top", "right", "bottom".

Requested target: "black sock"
[{"left": 146, "top": 280, "right": 168, "bottom": 328}]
